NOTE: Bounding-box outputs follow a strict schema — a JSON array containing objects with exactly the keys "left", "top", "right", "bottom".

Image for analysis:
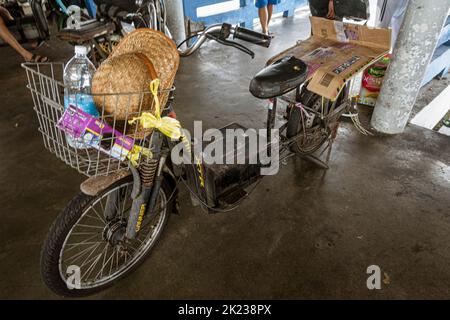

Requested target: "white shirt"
[{"left": 373, "top": 0, "right": 409, "bottom": 49}]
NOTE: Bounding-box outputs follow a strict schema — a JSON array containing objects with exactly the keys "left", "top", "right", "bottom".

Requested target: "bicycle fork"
[{"left": 103, "top": 132, "right": 167, "bottom": 240}]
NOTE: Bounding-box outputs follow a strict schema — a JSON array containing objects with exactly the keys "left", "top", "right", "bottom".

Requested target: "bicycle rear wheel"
[{"left": 286, "top": 91, "right": 329, "bottom": 155}]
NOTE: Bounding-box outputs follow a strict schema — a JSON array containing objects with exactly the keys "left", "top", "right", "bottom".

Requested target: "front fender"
[
  {"left": 80, "top": 165, "right": 178, "bottom": 197},
  {"left": 80, "top": 169, "right": 131, "bottom": 197}
]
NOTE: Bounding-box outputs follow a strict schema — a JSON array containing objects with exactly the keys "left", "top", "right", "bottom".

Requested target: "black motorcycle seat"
[{"left": 249, "top": 56, "right": 308, "bottom": 99}]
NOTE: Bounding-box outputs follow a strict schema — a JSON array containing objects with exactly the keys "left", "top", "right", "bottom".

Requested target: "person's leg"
[
  {"left": 259, "top": 7, "right": 269, "bottom": 34},
  {"left": 0, "top": 15, "right": 33, "bottom": 61},
  {"left": 256, "top": 0, "right": 269, "bottom": 34},
  {"left": 267, "top": 0, "right": 281, "bottom": 33},
  {"left": 267, "top": 4, "right": 274, "bottom": 24}
]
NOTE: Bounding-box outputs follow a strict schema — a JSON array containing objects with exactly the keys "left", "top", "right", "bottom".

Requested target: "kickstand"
[
  {"left": 298, "top": 154, "right": 329, "bottom": 169},
  {"left": 296, "top": 135, "right": 335, "bottom": 170}
]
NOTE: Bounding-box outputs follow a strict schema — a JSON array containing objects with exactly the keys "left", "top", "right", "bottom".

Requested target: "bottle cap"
[{"left": 75, "top": 46, "right": 87, "bottom": 55}]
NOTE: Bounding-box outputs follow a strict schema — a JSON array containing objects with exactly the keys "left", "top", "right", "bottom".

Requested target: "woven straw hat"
[
  {"left": 92, "top": 29, "right": 179, "bottom": 120},
  {"left": 92, "top": 53, "right": 157, "bottom": 120}
]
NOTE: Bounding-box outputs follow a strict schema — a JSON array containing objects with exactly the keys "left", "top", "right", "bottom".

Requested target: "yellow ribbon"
[
  {"left": 128, "top": 145, "right": 153, "bottom": 166},
  {"left": 128, "top": 79, "right": 191, "bottom": 158},
  {"left": 129, "top": 111, "right": 184, "bottom": 140}
]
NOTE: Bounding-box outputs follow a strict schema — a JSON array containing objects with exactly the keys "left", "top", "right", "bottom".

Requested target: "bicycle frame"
[{"left": 81, "top": 25, "right": 350, "bottom": 237}]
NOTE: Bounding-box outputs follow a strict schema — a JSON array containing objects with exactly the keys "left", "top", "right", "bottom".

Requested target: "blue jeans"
[{"left": 255, "top": 0, "right": 281, "bottom": 9}]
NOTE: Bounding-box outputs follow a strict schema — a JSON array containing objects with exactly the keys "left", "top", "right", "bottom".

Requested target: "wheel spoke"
[
  {"left": 65, "top": 243, "right": 99, "bottom": 264},
  {"left": 115, "top": 249, "right": 119, "bottom": 271},
  {"left": 65, "top": 234, "right": 101, "bottom": 252},
  {"left": 95, "top": 246, "right": 115, "bottom": 281},
  {"left": 71, "top": 232, "right": 98, "bottom": 236},
  {"left": 85, "top": 214, "right": 105, "bottom": 224},
  {"left": 139, "top": 212, "right": 162, "bottom": 232},
  {"left": 82, "top": 244, "right": 107, "bottom": 281},
  {"left": 75, "top": 224, "right": 104, "bottom": 229},
  {"left": 78, "top": 246, "right": 104, "bottom": 270},
  {"left": 121, "top": 185, "right": 130, "bottom": 218},
  {"left": 65, "top": 241, "right": 103, "bottom": 250},
  {"left": 79, "top": 243, "right": 102, "bottom": 269},
  {"left": 109, "top": 249, "right": 115, "bottom": 276},
  {"left": 122, "top": 185, "right": 129, "bottom": 209},
  {"left": 88, "top": 206, "right": 106, "bottom": 224},
  {"left": 98, "top": 198, "right": 106, "bottom": 216}
]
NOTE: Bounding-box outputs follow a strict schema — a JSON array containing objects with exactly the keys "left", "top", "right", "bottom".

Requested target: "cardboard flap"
[
  {"left": 266, "top": 17, "right": 391, "bottom": 101},
  {"left": 311, "top": 17, "right": 391, "bottom": 51}
]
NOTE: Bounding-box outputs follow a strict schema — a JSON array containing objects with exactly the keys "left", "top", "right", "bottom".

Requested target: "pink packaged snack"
[{"left": 57, "top": 105, "right": 135, "bottom": 161}]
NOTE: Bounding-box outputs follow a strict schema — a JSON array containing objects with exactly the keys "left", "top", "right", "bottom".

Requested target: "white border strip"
[
  {"left": 197, "top": 0, "right": 240, "bottom": 18},
  {"left": 439, "top": 125, "right": 450, "bottom": 136},
  {"left": 410, "top": 84, "right": 450, "bottom": 130}
]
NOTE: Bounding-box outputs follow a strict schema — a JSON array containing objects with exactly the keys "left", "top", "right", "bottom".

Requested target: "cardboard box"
[{"left": 268, "top": 17, "right": 391, "bottom": 101}]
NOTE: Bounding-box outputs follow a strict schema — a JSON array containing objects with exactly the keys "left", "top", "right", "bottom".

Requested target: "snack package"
[
  {"left": 57, "top": 105, "right": 135, "bottom": 161},
  {"left": 359, "top": 54, "right": 391, "bottom": 106}
]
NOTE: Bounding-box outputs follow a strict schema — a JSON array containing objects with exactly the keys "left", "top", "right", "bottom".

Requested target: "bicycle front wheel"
[{"left": 40, "top": 176, "right": 174, "bottom": 297}]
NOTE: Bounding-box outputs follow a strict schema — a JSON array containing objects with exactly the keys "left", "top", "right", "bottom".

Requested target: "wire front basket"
[{"left": 23, "top": 62, "right": 174, "bottom": 177}]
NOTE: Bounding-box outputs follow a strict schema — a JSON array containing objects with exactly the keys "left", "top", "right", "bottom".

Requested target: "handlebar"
[
  {"left": 233, "top": 26, "right": 271, "bottom": 48},
  {"left": 178, "top": 24, "right": 223, "bottom": 57},
  {"left": 178, "top": 23, "right": 271, "bottom": 58}
]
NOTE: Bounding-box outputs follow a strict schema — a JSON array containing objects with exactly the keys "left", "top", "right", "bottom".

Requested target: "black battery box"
[{"left": 185, "top": 123, "right": 262, "bottom": 211}]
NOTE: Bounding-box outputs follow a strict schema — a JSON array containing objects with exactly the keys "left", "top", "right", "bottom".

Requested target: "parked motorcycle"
[
  {"left": 56, "top": 0, "right": 170, "bottom": 65},
  {"left": 0, "top": 0, "right": 50, "bottom": 45}
]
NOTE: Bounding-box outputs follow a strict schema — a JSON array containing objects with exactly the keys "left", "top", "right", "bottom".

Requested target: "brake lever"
[{"left": 206, "top": 34, "right": 255, "bottom": 59}]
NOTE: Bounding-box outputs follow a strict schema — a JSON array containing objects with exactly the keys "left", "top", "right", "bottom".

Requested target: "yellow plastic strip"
[{"left": 128, "top": 79, "right": 191, "bottom": 157}]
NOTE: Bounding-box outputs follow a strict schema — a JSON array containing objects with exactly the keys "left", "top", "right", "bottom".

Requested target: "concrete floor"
[{"left": 1, "top": 12, "right": 450, "bottom": 300}]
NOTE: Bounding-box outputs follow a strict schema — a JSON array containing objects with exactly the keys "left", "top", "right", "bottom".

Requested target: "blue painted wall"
[
  {"left": 85, "top": 0, "right": 97, "bottom": 17},
  {"left": 422, "top": 15, "right": 450, "bottom": 85},
  {"left": 183, "top": 0, "right": 308, "bottom": 28}
]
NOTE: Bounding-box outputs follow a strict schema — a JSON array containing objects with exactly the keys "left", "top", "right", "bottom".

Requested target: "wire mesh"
[{"left": 22, "top": 62, "right": 173, "bottom": 177}]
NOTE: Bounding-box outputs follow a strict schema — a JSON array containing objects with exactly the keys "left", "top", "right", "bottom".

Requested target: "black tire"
[
  {"left": 287, "top": 86, "right": 346, "bottom": 155},
  {"left": 40, "top": 176, "right": 174, "bottom": 297},
  {"left": 286, "top": 104, "right": 329, "bottom": 155}
]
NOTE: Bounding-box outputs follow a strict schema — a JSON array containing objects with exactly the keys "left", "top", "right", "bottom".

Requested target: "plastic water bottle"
[{"left": 63, "top": 45, "right": 99, "bottom": 148}]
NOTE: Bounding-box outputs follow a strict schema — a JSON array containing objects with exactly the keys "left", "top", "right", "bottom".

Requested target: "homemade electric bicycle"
[{"left": 23, "top": 23, "right": 353, "bottom": 297}]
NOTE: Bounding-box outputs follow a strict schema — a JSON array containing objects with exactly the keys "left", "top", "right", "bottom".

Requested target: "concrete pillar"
[
  {"left": 165, "top": 0, "right": 186, "bottom": 45},
  {"left": 371, "top": 0, "right": 450, "bottom": 134}
]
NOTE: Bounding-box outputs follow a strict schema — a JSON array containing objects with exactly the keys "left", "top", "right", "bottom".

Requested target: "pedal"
[{"left": 218, "top": 188, "right": 248, "bottom": 207}]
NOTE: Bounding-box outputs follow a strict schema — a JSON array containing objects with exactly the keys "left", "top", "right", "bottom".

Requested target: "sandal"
[
  {"left": 30, "top": 40, "right": 46, "bottom": 50},
  {"left": 26, "top": 54, "right": 49, "bottom": 63}
]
